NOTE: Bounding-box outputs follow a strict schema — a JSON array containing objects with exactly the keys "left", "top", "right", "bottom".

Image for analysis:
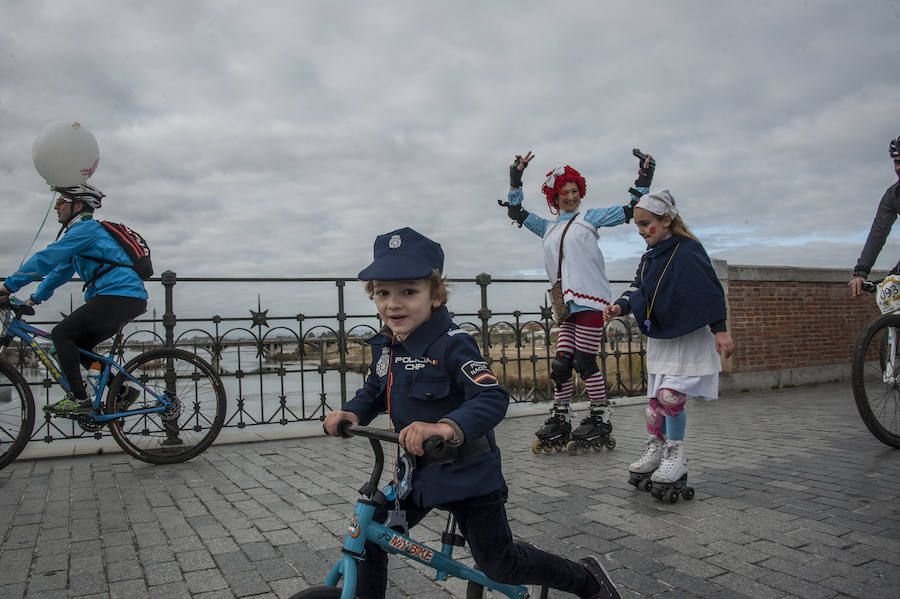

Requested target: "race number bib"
[{"left": 876, "top": 275, "right": 900, "bottom": 314}]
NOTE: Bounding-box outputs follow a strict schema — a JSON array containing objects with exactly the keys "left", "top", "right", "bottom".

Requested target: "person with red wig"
[{"left": 502, "top": 151, "right": 653, "bottom": 452}]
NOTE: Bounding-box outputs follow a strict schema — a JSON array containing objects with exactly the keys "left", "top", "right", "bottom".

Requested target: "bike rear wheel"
[
  {"left": 851, "top": 313, "right": 900, "bottom": 448},
  {"left": 107, "top": 348, "right": 227, "bottom": 464},
  {"left": 0, "top": 359, "right": 36, "bottom": 469}
]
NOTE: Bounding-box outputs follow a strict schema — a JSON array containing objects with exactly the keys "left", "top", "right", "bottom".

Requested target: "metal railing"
[{"left": 2, "top": 271, "right": 647, "bottom": 442}]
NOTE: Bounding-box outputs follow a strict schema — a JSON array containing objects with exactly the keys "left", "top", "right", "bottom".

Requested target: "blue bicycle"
[
  {"left": 0, "top": 297, "right": 227, "bottom": 468},
  {"left": 289, "top": 423, "right": 548, "bottom": 599}
]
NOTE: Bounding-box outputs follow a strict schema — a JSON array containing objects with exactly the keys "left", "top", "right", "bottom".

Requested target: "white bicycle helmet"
[{"left": 53, "top": 182, "right": 105, "bottom": 210}]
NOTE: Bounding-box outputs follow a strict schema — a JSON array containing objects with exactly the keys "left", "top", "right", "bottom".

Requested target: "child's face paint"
[
  {"left": 633, "top": 208, "right": 672, "bottom": 247},
  {"left": 556, "top": 182, "right": 582, "bottom": 213}
]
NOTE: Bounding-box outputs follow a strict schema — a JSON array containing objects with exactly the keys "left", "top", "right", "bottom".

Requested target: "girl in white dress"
[
  {"left": 604, "top": 190, "right": 735, "bottom": 494},
  {"left": 503, "top": 152, "right": 653, "bottom": 452}
]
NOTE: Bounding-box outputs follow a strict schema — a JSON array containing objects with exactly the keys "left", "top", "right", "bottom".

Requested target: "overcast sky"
[{"left": 2, "top": 1, "right": 899, "bottom": 322}]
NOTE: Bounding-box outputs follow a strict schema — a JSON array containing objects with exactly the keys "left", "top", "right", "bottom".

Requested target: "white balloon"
[{"left": 31, "top": 121, "right": 100, "bottom": 187}]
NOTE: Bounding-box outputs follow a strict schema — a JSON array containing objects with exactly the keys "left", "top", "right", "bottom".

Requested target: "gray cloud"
[{"left": 2, "top": 0, "right": 899, "bottom": 322}]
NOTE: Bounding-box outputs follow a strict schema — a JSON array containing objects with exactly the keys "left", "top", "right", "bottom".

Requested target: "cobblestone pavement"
[{"left": 1, "top": 381, "right": 899, "bottom": 599}]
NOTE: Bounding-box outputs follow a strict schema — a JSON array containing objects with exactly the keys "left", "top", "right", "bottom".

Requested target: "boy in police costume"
[{"left": 323, "top": 227, "right": 620, "bottom": 599}]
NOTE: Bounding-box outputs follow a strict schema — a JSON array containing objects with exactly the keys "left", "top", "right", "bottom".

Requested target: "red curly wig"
[{"left": 541, "top": 165, "right": 586, "bottom": 214}]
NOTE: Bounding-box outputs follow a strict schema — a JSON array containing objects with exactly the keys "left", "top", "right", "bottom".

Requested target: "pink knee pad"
[
  {"left": 657, "top": 388, "right": 686, "bottom": 416},
  {"left": 644, "top": 399, "right": 666, "bottom": 436}
]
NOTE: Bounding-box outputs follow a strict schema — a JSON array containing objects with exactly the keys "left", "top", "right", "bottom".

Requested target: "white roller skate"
[
  {"left": 649, "top": 440, "right": 694, "bottom": 502},
  {"left": 626, "top": 435, "right": 662, "bottom": 491}
]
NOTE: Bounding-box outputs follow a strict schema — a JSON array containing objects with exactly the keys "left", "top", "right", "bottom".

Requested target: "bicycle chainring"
[{"left": 76, "top": 416, "right": 104, "bottom": 433}]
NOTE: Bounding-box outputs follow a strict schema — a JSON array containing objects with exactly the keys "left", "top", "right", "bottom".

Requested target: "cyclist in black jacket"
[{"left": 849, "top": 135, "right": 900, "bottom": 296}]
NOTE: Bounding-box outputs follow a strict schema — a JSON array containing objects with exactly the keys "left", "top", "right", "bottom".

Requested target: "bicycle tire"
[
  {"left": 106, "top": 348, "right": 227, "bottom": 464},
  {"left": 287, "top": 587, "right": 344, "bottom": 598},
  {"left": 0, "top": 359, "right": 36, "bottom": 469},
  {"left": 851, "top": 312, "right": 900, "bottom": 448}
]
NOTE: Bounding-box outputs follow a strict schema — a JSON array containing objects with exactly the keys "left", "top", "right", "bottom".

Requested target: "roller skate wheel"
[
  {"left": 565, "top": 440, "right": 578, "bottom": 456},
  {"left": 605, "top": 436, "right": 616, "bottom": 450},
  {"left": 627, "top": 476, "right": 639, "bottom": 488},
  {"left": 683, "top": 487, "right": 695, "bottom": 500},
  {"left": 650, "top": 486, "right": 663, "bottom": 499},
  {"left": 531, "top": 440, "right": 543, "bottom": 455},
  {"left": 639, "top": 479, "right": 652, "bottom": 492},
  {"left": 666, "top": 489, "right": 679, "bottom": 503},
  {"left": 543, "top": 443, "right": 555, "bottom": 454},
  {"left": 553, "top": 440, "right": 566, "bottom": 452}
]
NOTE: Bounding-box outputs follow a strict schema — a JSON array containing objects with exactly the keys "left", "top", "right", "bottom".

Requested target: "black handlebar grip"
[
  {"left": 337, "top": 420, "right": 354, "bottom": 438},
  {"left": 423, "top": 436, "right": 447, "bottom": 459}
]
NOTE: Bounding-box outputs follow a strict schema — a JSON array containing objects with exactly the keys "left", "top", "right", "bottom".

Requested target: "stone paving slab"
[{"left": 1, "top": 382, "right": 898, "bottom": 598}]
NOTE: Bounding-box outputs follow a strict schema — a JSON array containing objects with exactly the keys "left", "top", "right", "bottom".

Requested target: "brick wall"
[{"left": 714, "top": 263, "right": 885, "bottom": 388}]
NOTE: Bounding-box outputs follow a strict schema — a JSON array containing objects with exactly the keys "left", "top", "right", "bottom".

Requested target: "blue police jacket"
[
  {"left": 343, "top": 306, "right": 508, "bottom": 507},
  {"left": 3, "top": 217, "right": 148, "bottom": 304}
]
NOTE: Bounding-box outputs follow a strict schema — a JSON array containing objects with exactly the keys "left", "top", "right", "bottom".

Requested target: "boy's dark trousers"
[{"left": 357, "top": 486, "right": 594, "bottom": 599}]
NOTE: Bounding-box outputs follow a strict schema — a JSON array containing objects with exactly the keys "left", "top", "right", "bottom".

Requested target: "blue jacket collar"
[
  {"left": 644, "top": 234, "right": 680, "bottom": 257},
  {"left": 367, "top": 306, "right": 452, "bottom": 357}
]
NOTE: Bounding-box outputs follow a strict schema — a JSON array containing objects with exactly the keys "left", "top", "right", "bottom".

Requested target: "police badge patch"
[
  {"left": 375, "top": 347, "right": 390, "bottom": 377},
  {"left": 389, "top": 234, "right": 401, "bottom": 249},
  {"left": 461, "top": 360, "right": 499, "bottom": 386}
]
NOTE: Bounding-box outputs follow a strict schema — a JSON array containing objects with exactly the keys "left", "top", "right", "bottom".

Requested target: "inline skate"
[
  {"left": 531, "top": 405, "right": 572, "bottom": 454},
  {"left": 565, "top": 406, "right": 615, "bottom": 455},
  {"left": 648, "top": 440, "right": 694, "bottom": 502},
  {"left": 627, "top": 435, "right": 662, "bottom": 492}
]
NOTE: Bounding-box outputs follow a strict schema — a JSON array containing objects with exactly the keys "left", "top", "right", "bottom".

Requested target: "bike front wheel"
[
  {"left": 107, "top": 348, "right": 227, "bottom": 464},
  {"left": 288, "top": 587, "right": 344, "bottom": 598},
  {"left": 851, "top": 313, "right": 900, "bottom": 448},
  {"left": 0, "top": 359, "right": 36, "bottom": 469}
]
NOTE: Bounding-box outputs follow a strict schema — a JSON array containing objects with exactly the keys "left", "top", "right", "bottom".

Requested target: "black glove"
[
  {"left": 507, "top": 203, "right": 529, "bottom": 226},
  {"left": 623, "top": 204, "right": 634, "bottom": 223},
  {"left": 632, "top": 148, "right": 655, "bottom": 188},
  {"left": 509, "top": 156, "right": 526, "bottom": 188}
]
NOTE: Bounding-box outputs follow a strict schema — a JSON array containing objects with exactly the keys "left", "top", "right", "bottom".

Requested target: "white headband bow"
[
  {"left": 544, "top": 165, "right": 566, "bottom": 189},
  {"left": 635, "top": 189, "right": 678, "bottom": 218}
]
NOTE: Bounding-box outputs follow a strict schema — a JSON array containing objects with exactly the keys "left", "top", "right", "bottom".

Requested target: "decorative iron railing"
[{"left": 1, "top": 272, "right": 647, "bottom": 442}]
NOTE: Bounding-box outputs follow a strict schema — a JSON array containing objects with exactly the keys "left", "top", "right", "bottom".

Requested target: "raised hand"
[{"left": 509, "top": 151, "right": 535, "bottom": 188}]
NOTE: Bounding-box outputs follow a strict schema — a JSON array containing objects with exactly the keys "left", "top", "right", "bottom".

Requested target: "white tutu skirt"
[{"left": 646, "top": 373, "right": 719, "bottom": 401}]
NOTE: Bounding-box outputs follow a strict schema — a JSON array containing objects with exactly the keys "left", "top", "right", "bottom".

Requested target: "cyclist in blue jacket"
[
  {"left": 324, "top": 227, "right": 620, "bottom": 599},
  {"left": 0, "top": 183, "right": 147, "bottom": 415}
]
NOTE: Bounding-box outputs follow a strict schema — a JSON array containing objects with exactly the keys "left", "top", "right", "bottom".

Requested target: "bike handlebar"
[
  {"left": 0, "top": 297, "right": 35, "bottom": 317},
  {"left": 334, "top": 421, "right": 448, "bottom": 501},
  {"left": 338, "top": 422, "right": 447, "bottom": 459}
]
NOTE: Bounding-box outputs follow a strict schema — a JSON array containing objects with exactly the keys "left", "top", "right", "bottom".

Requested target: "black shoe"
[{"left": 579, "top": 556, "right": 621, "bottom": 599}]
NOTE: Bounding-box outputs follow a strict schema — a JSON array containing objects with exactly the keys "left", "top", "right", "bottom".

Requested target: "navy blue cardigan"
[{"left": 615, "top": 235, "right": 727, "bottom": 339}]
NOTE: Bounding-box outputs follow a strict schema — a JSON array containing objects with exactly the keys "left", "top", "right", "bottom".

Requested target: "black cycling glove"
[
  {"left": 509, "top": 157, "right": 526, "bottom": 188},
  {"left": 507, "top": 203, "right": 529, "bottom": 226}
]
